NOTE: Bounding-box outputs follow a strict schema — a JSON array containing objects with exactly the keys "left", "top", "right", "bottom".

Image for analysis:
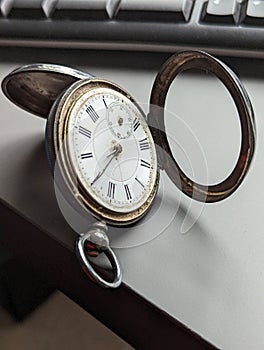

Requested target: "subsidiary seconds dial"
[{"left": 67, "top": 86, "right": 158, "bottom": 216}]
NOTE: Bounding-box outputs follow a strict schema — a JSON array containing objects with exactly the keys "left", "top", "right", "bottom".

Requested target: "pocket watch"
[{"left": 1, "top": 51, "right": 256, "bottom": 288}]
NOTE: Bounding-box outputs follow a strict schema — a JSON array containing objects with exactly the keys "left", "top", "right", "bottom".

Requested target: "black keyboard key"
[
  {"left": 116, "top": 0, "right": 194, "bottom": 22},
  {"left": 52, "top": 0, "right": 108, "bottom": 20},
  {"left": 8, "top": 0, "right": 45, "bottom": 19}
]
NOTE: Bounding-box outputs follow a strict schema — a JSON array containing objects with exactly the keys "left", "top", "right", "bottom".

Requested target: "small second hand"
[{"left": 91, "top": 144, "right": 122, "bottom": 186}]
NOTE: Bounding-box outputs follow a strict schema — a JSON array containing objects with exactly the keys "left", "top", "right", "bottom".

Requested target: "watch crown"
[{"left": 83, "top": 221, "right": 110, "bottom": 256}]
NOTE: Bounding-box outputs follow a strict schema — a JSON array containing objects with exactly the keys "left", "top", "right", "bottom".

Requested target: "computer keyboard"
[{"left": 0, "top": 0, "right": 263, "bottom": 58}]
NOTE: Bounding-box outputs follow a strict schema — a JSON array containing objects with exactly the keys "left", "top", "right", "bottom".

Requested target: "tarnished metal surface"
[{"left": 149, "top": 50, "right": 256, "bottom": 202}]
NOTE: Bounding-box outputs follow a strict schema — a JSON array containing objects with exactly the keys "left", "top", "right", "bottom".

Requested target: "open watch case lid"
[
  {"left": 148, "top": 51, "right": 255, "bottom": 203},
  {"left": 1, "top": 63, "right": 94, "bottom": 118}
]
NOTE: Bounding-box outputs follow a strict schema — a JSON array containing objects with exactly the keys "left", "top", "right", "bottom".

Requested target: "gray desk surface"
[{"left": 0, "top": 48, "right": 264, "bottom": 349}]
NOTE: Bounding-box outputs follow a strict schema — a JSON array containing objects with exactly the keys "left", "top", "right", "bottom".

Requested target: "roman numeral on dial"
[
  {"left": 135, "top": 177, "right": 145, "bottom": 189},
  {"left": 81, "top": 152, "right": 93, "bottom": 159},
  {"left": 103, "top": 98, "right": 108, "bottom": 109},
  {"left": 133, "top": 118, "right": 140, "bottom": 132},
  {"left": 140, "top": 159, "right": 151, "bottom": 169},
  {"left": 139, "top": 138, "right": 150, "bottom": 151},
  {"left": 124, "top": 184, "right": 132, "bottom": 200},
  {"left": 86, "top": 105, "right": 99, "bottom": 123},
  {"left": 79, "top": 126, "right": 91, "bottom": 138},
  {"left": 107, "top": 181, "right": 116, "bottom": 199}
]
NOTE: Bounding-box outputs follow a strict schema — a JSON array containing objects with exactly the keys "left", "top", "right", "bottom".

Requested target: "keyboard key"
[
  {"left": 106, "top": 0, "right": 121, "bottom": 19},
  {"left": 244, "top": 0, "right": 264, "bottom": 25},
  {"left": 42, "top": 0, "right": 58, "bottom": 18},
  {"left": 8, "top": 0, "right": 45, "bottom": 19},
  {"left": 52, "top": 0, "right": 108, "bottom": 20},
  {"left": 116, "top": 0, "right": 194, "bottom": 22},
  {"left": 202, "top": 0, "right": 243, "bottom": 24},
  {"left": 0, "top": 0, "right": 13, "bottom": 17}
]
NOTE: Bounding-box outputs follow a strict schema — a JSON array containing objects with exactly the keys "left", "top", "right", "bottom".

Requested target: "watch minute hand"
[{"left": 91, "top": 144, "right": 122, "bottom": 185}]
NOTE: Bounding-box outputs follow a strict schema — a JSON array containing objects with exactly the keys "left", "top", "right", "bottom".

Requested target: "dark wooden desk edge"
[{"left": 0, "top": 199, "right": 217, "bottom": 350}]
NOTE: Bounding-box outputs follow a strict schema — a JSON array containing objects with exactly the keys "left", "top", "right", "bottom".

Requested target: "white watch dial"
[{"left": 67, "top": 86, "right": 158, "bottom": 214}]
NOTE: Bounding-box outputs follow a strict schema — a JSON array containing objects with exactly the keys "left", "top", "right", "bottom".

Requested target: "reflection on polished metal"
[
  {"left": 76, "top": 222, "right": 122, "bottom": 289},
  {"left": 149, "top": 50, "right": 256, "bottom": 203}
]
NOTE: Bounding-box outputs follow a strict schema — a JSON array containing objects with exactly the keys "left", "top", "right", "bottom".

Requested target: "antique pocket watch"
[{"left": 2, "top": 51, "right": 255, "bottom": 288}]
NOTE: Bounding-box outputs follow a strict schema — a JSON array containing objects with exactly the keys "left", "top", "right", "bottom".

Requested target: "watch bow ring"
[{"left": 1, "top": 51, "right": 256, "bottom": 288}]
